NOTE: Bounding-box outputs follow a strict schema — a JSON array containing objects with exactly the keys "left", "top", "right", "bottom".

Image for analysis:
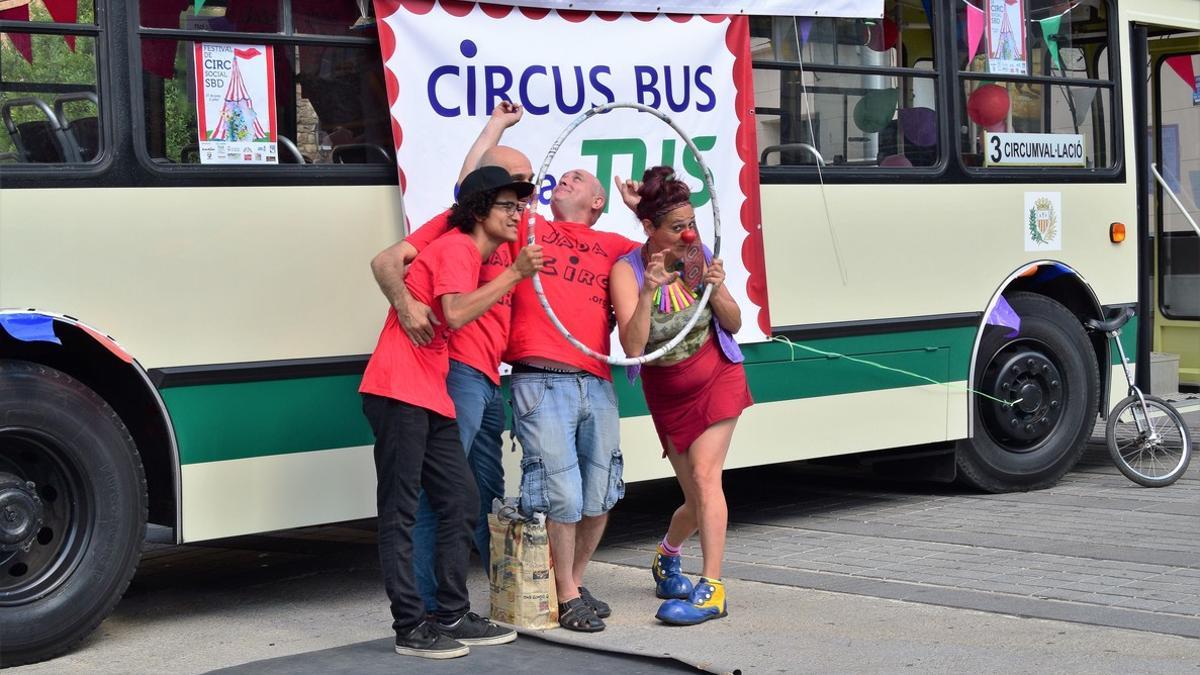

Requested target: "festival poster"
[
  {"left": 373, "top": 2, "right": 769, "bottom": 342},
  {"left": 193, "top": 43, "right": 278, "bottom": 165},
  {"left": 986, "top": 0, "right": 1027, "bottom": 75}
]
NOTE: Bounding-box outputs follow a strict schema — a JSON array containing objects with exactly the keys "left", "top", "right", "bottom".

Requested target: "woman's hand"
[
  {"left": 614, "top": 175, "right": 642, "bottom": 212},
  {"left": 512, "top": 244, "right": 544, "bottom": 278},
  {"left": 703, "top": 257, "right": 726, "bottom": 291},
  {"left": 643, "top": 250, "right": 679, "bottom": 294}
]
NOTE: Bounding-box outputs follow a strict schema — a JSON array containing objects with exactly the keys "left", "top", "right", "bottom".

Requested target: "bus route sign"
[{"left": 984, "top": 132, "right": 1086, "bottom": 168}]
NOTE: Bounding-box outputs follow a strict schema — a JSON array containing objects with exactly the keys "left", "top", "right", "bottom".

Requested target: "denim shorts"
[{"left": 511, "top": 371, "right": 624, "bottom": 523}]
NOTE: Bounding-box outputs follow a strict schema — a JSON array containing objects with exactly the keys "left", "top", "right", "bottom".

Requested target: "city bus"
[{"left": 1, "top": 0, "right": 1197, "bottom": 666}]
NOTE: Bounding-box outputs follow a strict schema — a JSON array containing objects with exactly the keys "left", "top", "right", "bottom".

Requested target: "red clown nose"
[{"left": 680, "top": 229, "right": 698, "bottom": 244}]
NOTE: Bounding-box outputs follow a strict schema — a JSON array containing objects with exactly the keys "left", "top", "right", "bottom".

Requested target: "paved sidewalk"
[{"left": 597, "top": 410, "right": 1200, "bottom": 640}]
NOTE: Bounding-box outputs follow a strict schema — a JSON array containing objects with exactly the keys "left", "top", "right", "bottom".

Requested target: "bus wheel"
[
  {"left": 956, "top": 293, "right": 1099, "bottom": 492},
  {"left": 0, "top": 360, "right": 146, "bottom": 667}
]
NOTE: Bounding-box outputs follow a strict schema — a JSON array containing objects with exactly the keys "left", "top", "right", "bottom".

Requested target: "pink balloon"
[{"left": 880, "top": 154, "right": 913, "bottom": 168}]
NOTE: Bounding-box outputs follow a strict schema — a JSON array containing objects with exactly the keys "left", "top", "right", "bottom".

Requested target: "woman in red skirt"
[{"left": 609, "top": 166, "right": 752, "bottom": 625}]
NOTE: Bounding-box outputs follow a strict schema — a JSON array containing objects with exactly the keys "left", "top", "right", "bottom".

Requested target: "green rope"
[{"left": 767, "top": 336, "right": 1020, "bottom": 408}]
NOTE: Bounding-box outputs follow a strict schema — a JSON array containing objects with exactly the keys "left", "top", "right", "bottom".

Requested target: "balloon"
[
  {"left": 880, "top": 154, "right": 913, "bottom": 168},
  {"left": 966, "top": 84, "right": 1010, "bottom": 127},
  {"left": 867, "top": 17, "right": 899, "bottom": 52},
  {"left": 899, "top": 107, "right": 937, "bottom": 146},
  {"left": 853, "top": 88, "right": 898, "bottom": 134}
]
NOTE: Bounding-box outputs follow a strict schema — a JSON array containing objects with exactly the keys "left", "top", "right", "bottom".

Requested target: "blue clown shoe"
[
  {"left": 655, "top": 578, "right": 727, "bottom": 626},
  {"left": 651, "top": 545, "right": 693, "bottom": 600}
]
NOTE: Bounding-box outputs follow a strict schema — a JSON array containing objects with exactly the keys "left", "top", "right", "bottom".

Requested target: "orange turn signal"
[{"left": 1110, "top": 222, "right": 1126, "bottom": 243}]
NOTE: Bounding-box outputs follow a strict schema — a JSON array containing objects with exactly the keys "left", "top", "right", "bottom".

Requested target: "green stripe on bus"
[{"left": 165, "top": 326, "right": 978, "bottom": 465}]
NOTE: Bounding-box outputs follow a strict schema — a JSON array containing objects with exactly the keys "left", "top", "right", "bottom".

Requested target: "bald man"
[{"left": 504, "top": 167, "right": 641, "bottom": 634}]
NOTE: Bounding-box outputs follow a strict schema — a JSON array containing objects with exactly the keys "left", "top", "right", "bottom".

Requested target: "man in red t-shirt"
[
  {"left": 506, "top": 167, "right": 641, "bottom": 633},
  {"left": 360, "top": 167, "right": 542, "bottom": 659},
  {"left": 369, "top": 104, "right": 534, "bottom": 619}
]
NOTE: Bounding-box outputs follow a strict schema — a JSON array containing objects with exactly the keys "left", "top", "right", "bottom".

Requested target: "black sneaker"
[
  {"left": 578, "top": 586, "right": 612, "bottom": 619},
  {"left": 395, "top": 621, "right": 469, "bottom": 659},
  {"left": 435, "top": 612, "right": 517, "bottom": 646}
]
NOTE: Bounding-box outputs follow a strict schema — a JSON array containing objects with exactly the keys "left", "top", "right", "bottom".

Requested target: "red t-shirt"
[
  {"left": 406, "top": 210, "right": 513, "bottom": 385},
  {"left": 506, "top": 213, "right": 640, "bottom": 381},
  {"left": 359, "top": 231, "right": 483, "bottom": 417}
]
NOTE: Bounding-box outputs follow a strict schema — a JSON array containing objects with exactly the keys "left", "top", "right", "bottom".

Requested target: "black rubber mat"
[{"left": 207, "top": 634, "right": 701, "bottom": 675}]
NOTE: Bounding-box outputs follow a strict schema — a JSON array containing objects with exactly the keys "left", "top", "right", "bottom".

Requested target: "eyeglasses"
[{"left": 492, "top": 200, "right": 524, "bottom": 215}]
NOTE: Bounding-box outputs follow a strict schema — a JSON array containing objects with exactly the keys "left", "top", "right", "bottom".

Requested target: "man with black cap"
[{"left": 360, "top": 166, "right": 542, "bottom": 659}]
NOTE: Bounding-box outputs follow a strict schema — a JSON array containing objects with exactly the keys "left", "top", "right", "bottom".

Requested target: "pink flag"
[
  {"left": 1165, "top": 55, "right": 1197, "bottom": 93},
  {"left": 966, "top": 2, "right": 985, "bottom": 64}
]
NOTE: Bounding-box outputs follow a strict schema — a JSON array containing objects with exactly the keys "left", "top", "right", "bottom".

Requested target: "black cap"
[{"left": 458, "top": 166, "right": 535, "bottom": 203}]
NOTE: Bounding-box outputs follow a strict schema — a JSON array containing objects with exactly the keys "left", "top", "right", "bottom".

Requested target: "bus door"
[{"left": 1148, "top": 39, "right": 1200, "bottom": 398}]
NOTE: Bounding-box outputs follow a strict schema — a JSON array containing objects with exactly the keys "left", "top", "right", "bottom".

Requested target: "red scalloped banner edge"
[{"left": 725, "top": 16, "right": 770, "bottom": 336}]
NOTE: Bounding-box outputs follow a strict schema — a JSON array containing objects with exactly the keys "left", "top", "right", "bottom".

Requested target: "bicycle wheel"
[{"left": 1105, "top": 394, "right": 1192, "bottom": 487}]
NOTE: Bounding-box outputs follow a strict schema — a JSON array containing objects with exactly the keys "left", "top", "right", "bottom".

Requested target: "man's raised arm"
[{"left": 457, "top": 101, "right": 524, "bottom": 185}]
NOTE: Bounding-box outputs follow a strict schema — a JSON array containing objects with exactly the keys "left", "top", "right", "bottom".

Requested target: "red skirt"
[{"left": 641, "top": 336, "right": 753, "bottom": 457}]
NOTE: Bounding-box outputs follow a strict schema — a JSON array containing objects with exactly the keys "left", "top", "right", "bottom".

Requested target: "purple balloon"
[{"left": 899, "top": 107, "right": 937, "bottom": 147}]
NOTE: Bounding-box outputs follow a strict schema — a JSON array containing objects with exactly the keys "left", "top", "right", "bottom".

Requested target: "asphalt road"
[{"left": 10, "top": 420, "right": 1200, "bottom": 674}]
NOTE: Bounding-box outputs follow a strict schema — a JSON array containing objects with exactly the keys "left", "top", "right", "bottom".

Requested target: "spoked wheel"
[{"left": 1105, "top": 395, "right": 1192, "bottom": 487}]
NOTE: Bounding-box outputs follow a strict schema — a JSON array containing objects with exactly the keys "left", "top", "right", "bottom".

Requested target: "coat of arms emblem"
[{"left": 1028, "top": 196, "right": 1058, "bottom": 245}]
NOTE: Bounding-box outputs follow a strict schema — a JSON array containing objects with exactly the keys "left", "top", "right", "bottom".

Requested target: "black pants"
[{"left": 362, "top": 394, "right": 479, "bottom": 634}]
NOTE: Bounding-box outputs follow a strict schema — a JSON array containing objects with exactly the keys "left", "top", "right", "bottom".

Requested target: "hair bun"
[{"left": 635, "top": 165, "right": 691, "bottom": 222}]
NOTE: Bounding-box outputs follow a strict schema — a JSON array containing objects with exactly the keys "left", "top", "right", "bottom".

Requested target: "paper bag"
[{"left": 488, "top": 509, "right": 558, "bottom": 629}]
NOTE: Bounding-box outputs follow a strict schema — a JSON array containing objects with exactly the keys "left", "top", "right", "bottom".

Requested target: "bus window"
[
  {"left": 956, "top": 0, "right": 1117, "bottom": 171},
  {"left": 136, "top": 0, "right": 391, "bottom": 167},
  {"left": 0, "top": 2, "right": 101, "bottom": 165},
  {"left": 751, "top": 1, "right": 941, "bottom": 173},
  {"left": 1157, "top": 52, "right": 1200, "bottom": 321},
  {"left": 139, "top": 0, "right": 281, "bottom": 33}
]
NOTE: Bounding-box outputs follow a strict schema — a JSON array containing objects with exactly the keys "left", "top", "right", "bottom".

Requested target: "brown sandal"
[{"left": 558, "top": 597, "right": 605, "bottom": 632}]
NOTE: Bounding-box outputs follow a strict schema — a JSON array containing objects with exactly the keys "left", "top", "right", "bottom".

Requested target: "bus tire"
[
  {"left": 956, "top": 293, "right": 1099, "bottom": 493},
  {"left": 0, "top": 360, "right": 147, "bottom": 667}
]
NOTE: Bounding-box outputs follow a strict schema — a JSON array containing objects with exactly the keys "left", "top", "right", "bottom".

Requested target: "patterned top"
[{"left": 646, "top": 294, "right": 712, "bottom": 365}]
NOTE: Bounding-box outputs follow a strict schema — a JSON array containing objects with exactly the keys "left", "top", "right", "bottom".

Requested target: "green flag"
[
  {"left": 194, "top": 0, "right": 207, "bottom": 15},
  {"left": 1040, "top": 15, "right": 1063, "bottom": 70}
]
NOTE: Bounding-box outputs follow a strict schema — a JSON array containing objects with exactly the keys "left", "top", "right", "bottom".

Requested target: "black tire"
[
  {"left": 1106, "top": 395, "right": 1192, "bottom": 487},
  {"left": 0, "top": 360, "right": 146, "bottom": 667},
  {"left": 956, "top": 293, "right": 1100, "bottom": 492}
]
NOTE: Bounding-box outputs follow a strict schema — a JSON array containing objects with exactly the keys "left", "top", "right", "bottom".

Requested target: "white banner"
[
  {"left": 466, "top": 1, "right": 883, "bottom": 17},
  {"left": 375, "top": 2, "right": 770, "bottom": 342},
  {"left": 985, "top": 132, "right": 1086, "bottom": 168}
]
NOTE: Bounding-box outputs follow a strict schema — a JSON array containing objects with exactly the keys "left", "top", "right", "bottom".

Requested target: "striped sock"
[{"left": 659, "top": 536, "right": 681, "bottom": 557}]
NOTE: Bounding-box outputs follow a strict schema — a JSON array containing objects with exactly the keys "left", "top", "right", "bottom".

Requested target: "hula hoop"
[{"left": 526, "top": 101, "right": 721, "bottom": 367}]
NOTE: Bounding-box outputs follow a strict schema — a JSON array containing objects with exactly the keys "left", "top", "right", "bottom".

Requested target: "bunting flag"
[
  {"left": 921, "top": 0, "right": 932, "bottom": 26},
  {"left": 194, "top": 0, "right": 207, "bottom": 14},
  {"left": 797, "top": 16, "right": 813, "bottom": 47},
  {"left": 1071, "top": 87, "right": 1097, "bottom": 127},
  {"left": 1165, "top": 55, "right": 1197, "bottom": 93},
  {"left": 1038, "top": 14, "right": 1062, "bottom": 70},
  {"left": 986, "top": 295, "right": 1020, "bottom": 338},
  {"left": 0, "top": 314, "right": 61, "bottom": 345},
  {"left": 0, "top": 1, "right": 32, "bottom": 63},
  {"left": 965, "top": 2, "right": 984, "bottom": 64},
  {"left": 42, "top": 0, "right": 77, "bottom": 50}
]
